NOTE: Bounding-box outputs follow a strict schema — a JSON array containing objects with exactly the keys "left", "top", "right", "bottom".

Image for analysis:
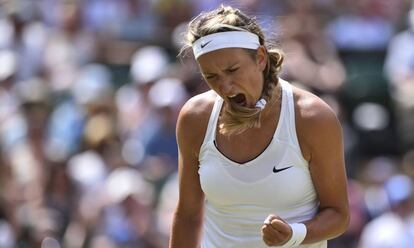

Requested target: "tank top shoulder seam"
[
  {"left": 200, "top": 95, "right": 222, "bottom": 151},
  {"left": 279, "top": 78, "right": 304, "bottom": 155}
]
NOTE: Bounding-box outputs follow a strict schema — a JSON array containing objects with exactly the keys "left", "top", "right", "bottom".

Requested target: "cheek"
[
  {"left": 204, "top": 80, "right": 224, "bottom": 97},
  {"left": 247, "top": 74, "right": 265, "bottom": 99},
  {"left": 242, "top": 70, "right": 263, "bottom": 89}
]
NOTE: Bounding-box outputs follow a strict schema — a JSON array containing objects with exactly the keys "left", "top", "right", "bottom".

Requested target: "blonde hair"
[{"left": 182, "top": 5, "right": 284, "bottom": 135}]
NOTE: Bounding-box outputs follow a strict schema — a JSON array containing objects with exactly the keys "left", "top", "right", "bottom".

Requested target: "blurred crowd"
[{"left": 0, "top": 0, "right": 413, "bottom": 247}]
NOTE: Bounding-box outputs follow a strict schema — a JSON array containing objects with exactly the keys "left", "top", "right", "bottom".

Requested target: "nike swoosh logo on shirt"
[
  {"left": 273, "top": 165, "right": 293, "bottom": 173},
  {"left": 200, "top": 40, "right": 212, "bottom": 48}
]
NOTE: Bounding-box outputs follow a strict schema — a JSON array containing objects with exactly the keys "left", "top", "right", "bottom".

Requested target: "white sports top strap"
[
  {"left": 279, "top": 79, "right": 301, "bottom": 150},
  {"left": 202, "top": 95, "right": 223, "bottom": 145}
]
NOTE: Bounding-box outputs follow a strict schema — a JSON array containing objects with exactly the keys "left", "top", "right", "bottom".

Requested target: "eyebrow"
[{"left": 202, "top": 62, "right": 240, "bottom": 76}]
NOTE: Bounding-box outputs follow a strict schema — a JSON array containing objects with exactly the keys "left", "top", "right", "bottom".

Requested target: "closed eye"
[
  {"left": 205, "top": 74, "right": 216, "bottom": 80},
  {"left": 227, "top": 67, "right": 239, "bottom": 73}
]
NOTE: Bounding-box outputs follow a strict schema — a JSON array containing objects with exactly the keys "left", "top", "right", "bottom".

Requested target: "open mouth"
[{"left": 228, "top": 93, "right": 246, "bottom": 107}]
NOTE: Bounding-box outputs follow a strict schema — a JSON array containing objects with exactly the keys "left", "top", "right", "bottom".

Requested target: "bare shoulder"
[
  {"left": 176, "top": 90, "right": 217, "bottom": 157},
  {"left": 179, "top": 90, "right": 217, "bottom": 122},
  {"left": 292, "top": 86, "right": 339, "bottom": 125},
  {"left": 291, "top": 85, "right": 342, "bottom": 160}
]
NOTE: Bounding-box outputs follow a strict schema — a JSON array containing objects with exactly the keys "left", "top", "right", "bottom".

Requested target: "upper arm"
[
  {"left": 175, "top": 94, "right": 213, "bottom": 219},
  {"left": 296, "top": 94, "right": 349, "bottom": 215}
]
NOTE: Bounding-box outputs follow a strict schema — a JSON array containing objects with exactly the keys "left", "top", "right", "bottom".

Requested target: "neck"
[{"left": 260, "top": 83, "right": 282, "bottom": 121}]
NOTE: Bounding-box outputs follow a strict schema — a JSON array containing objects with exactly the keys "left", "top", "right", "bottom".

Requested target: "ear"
[{"left": 256, "top": 46, "right": 267, "bottom": 71}]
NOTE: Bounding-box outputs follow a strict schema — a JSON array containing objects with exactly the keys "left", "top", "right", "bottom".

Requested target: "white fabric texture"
[
  {"left": 198, "top": 79, "right": 327, "bottom": 248},
  {"left": 192, "top": 31, "right": 260, "bottom": 59}
]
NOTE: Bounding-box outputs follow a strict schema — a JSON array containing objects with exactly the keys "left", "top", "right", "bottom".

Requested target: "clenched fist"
[{"left": 261, "top": 215, "right": 292, "bottom": 247}]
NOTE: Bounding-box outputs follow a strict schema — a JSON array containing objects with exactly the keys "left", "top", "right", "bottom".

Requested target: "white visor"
[{"left": 192, "top": 31, "right": 260, "bottom": 59}]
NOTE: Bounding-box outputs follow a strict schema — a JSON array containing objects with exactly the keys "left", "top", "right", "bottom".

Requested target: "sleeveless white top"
[{"left": 198, "top": 79, "right": 327, "bottom": 248}]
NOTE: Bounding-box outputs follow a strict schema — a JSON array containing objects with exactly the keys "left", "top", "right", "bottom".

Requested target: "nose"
[{"left": 218, "top": 76, "right": 233, "bottom": 95}]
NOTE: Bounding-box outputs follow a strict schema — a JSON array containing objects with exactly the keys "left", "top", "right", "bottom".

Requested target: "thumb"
[
  {"left": 264, "top": 214, "right": 277, "bottom": 225},
  {"left": 270, "top": 218, "right": 291, "bottom": 235}
]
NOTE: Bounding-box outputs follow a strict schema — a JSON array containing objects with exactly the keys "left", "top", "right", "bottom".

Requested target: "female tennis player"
[{"left": 170, "top": 5, "right": 349, "bottom": 248}]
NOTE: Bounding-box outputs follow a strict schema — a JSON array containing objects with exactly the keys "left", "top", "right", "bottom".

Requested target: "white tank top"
[{"left": 198, "top": 79, "right": 327, "bottom": 248}]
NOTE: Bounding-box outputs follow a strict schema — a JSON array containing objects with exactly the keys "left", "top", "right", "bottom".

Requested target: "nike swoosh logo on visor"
[{"left": 200, "top": 40, "right": 212, "bottom": 48}]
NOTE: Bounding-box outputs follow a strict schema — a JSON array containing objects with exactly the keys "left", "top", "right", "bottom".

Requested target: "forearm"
[
  {"left": 302, "top": 207, "right": 349, "bottom": 244},
  {"left": 169, "top": 213, "right": 203, "bottom": 248}
]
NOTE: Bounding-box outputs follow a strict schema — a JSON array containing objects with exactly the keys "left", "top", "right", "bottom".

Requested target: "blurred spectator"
[
  {"left": 327, "top": 0, "right": 394, "bottom": 51},
  {"left": 155, "top": 172, "right": 179, "bottom": 247},
  {"left": 384, "top": 5, "right": 414, "bottom": 149},
  {"left": 82, "top": 0, "right": 160, "bottom": 42},
  {"left": 0, "top": 1, "right": 412, "bottom": 247},
  {"left": 280, "top": 0, "right": 346, "bottom": 93},
  {"left": 145, "top": 77, "right": 187, "bottom": 163},
  {"left": 43, "top": 1, "right": 98, "bottom": 93},
  {"left": 99, "top": 167, "right": 157, "bottom": 247},
  {"left": 358, "top": 174, "right": 414, "bottom": 248},
  {"left": 402, "top": 149, "right": 414, "bottom": 177}
]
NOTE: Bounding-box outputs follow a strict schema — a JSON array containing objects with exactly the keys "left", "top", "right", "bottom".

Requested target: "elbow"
[
  {"left": 172, "top": 207, "right": 204, "bottom": 227},
  {"left": 322, "top": 206, "right": 350, "bottom": 238},
  {"left": 341, "top": 211, "right": 350, "bottom": 234},
  {"left": 336, "top": 208, "right": 350, "bottom": 237}
]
